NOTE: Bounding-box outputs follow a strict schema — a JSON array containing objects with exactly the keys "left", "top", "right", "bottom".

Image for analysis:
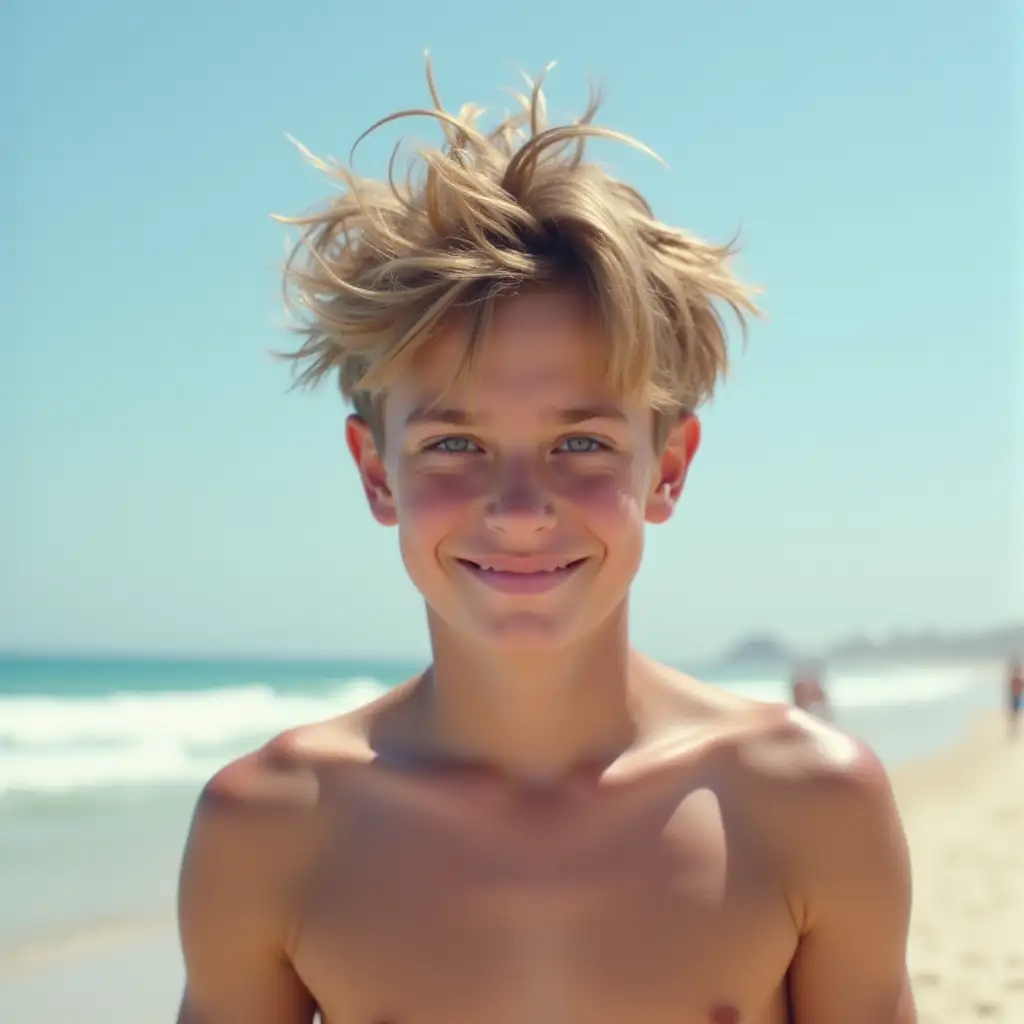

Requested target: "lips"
[
  {"left": 457, "top": 556, "right": 588, "bottom": 574},
  {"left": 455, "top": 555, "right": 590, "bottom": 594}
]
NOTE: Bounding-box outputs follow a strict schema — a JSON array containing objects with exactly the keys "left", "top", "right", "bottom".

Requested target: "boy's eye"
[
  {"left": 428, "top": 436, "right": 482, "bottom": 454},
  {"left": 556, "top": 436, "right": 607, "bottom": 454}
]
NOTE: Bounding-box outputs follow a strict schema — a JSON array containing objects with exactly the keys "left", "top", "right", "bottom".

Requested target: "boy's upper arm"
[
  {"left": 745, "top": 712, "right": 916, "bottom": 1024},
  {"left": 176, "top": 740, "right": 320, "bottom": 1024}
]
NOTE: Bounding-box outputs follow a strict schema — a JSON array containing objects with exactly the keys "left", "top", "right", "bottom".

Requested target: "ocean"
[{"left": 0, "top": 654, "right": 1003, "bottom": 969}]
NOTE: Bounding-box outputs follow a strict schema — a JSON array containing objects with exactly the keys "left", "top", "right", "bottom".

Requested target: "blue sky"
[{"left": 3, "top": 0, "right": 1021, "bottom": 661}]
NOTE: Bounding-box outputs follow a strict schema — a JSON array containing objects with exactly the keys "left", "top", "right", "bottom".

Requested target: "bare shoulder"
[
  {"left": 650, "top": 665, "right": 905, "bottom": 893},
  {"left": 199, "top": 730, "right": 321, "bottom": 815},
  {"left": 176, "top": 715, "right": 382, "bottom": 1023},
  {"left": 645, "top": 663, "right": 863, "bottom": 779},
  {"left": 187, "top": 675, "right": 419, "bottom": 846},
  {"left": 186, "top": 710, "right": 376, "bottom": 863},
  {"left": 714, "top": 700, "right": 900, "bottom": 833},
  {"left": 181, "top": 709, "right": 382, "bottom": 926},
  {"left": 639, "top": 669, "right": 914, "bottom": 1021},
  {"left": 722, "top": 705, "right": 909, "bottom": 930},
  {"left": 729, "top": 703, "right": 888, "bottom": 793},
  {"left": 648, "top": 659, "right": 884, "bottom": 788}
]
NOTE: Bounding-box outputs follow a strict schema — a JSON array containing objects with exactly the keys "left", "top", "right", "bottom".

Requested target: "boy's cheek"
[
  {"left": 561, "top": 476, "right": 646, "bottom": 524},
  {"left": 396, "top": 473, "right": 487, "bottom": 517}
]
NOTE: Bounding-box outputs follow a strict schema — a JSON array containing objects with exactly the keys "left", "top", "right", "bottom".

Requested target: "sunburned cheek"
[
  {"left": 398, "top": 472, "right": 487, "bottom": 516},
  {"left": 559, "top": 473, "right": 644, "bottom": 521}
]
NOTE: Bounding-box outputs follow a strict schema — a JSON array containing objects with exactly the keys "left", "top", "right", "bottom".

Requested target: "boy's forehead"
[
  {"left": 486, "top": 287, "right": 594, "bottom": 332},
  {"left": 449, "top": 288, "right": 600, "bottom": 375},
  {"left": 392, "top": 289, "right": 624, "bottom": 419}
]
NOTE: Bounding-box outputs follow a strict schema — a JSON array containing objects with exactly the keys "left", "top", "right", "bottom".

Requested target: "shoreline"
[{"left": 0, "top": 915, "right": 172, "bottom": 978}]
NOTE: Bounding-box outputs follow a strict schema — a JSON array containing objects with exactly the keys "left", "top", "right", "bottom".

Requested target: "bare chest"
[{"left": 293, "top": 785, "right": 798, "bottom": 1024}]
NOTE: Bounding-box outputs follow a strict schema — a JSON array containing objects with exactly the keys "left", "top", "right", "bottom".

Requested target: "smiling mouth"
[
  {"left": 457, "top": 557, "right": 588, "bottom": 574},
  {"left": 455, "top": 557, "right": 590, "bottom": 594}
]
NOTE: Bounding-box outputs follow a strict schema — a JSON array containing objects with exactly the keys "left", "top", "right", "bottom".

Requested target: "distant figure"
[
  {"left": 1008, "top": 654, "right": 1023, "bottom": 739},
  {"left": 791, "top": 663, "right": 832, "bottom": 720}
]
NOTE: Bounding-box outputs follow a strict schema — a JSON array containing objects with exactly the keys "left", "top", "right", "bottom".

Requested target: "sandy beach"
[
  {"left": 1, "top": 706, "right": 1020, "bottom": 1023},
  {"left": 901, "top": 715, "right": 1024, "bottom": 1022}
]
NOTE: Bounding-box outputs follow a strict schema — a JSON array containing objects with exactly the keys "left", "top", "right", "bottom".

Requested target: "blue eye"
[
  {"left": 429, "top": 436, "right": 481, "bottom": 453},
  {"left": 557, "top": 436, "right": 606, "bottom": 453}
]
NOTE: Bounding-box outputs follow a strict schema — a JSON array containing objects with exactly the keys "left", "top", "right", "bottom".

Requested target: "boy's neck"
[{"left": 417, "top": 606, "right": 656, "bottom": 785}]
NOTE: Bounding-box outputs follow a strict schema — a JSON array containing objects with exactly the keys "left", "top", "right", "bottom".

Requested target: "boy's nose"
[{"left": 483, "top": 466, "right": 556, "bottom": 537}]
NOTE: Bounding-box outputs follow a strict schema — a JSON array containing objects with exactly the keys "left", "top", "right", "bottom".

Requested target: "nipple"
[{"left": 709, "top": 1006, "right": 740, "bottom": 1024}]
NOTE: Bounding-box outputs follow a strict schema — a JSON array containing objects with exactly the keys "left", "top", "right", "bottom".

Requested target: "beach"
[
  {"left": 0, "top": 658, "right": 1018, "bottom": 1022},
  {"left": 902, "top": 714, "right": 1024, "bottom": 1022}
]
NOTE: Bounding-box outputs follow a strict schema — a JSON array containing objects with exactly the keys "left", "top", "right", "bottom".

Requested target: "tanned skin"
[{"left": 177, "top": 290, "right": 916, "bottom": 1024}]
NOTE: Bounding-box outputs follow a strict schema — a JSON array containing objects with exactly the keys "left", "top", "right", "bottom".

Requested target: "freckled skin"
[{"left": 176, "top": 294, "right": 916, "bottom": 1024}]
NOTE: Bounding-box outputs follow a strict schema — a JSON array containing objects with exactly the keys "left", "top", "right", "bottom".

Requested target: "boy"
[{"left": 176, "top": 64, "right": 915, "bottom": 1023}]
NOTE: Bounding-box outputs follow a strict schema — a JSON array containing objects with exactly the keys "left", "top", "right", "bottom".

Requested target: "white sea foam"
[
  {"left": 727, "top": 665, "right": 984, "bottom": 710},
  {"left": 0, "top": 667, "right": 986, "bottom": 798},
  {"left": 0, "top": 678, "right": 387, "bottom": 797}
]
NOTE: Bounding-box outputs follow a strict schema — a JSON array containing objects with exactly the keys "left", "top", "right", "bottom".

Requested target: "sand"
[
  {"left": 1, "top": 710, "right": 1020, "bottom": 1023},
  {"left": 900, "top": 715, "right": 1024, "bottom": 1022}
]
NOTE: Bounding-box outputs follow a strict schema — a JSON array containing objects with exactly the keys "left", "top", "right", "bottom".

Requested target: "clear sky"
[{"left": 3, "top": 0, "right": 1021, "bottom": 662}]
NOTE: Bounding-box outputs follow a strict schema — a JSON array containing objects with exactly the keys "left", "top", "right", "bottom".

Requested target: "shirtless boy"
[{"left": 176, "top": 65, "right": 916, "bottom": 1024}]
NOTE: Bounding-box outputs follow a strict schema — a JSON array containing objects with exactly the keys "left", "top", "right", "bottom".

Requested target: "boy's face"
[{"left": 346, "top": 289, "right": 700, "bottom": 650}]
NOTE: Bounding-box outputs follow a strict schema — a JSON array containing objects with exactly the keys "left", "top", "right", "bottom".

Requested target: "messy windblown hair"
[{"left": 277, "top": 58, "right": 761, "bottom": 442}]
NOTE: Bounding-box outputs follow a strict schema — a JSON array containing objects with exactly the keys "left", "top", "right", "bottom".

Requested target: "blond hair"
[{"left": 277, "top": 59, "right": 760, "bottom": 442}]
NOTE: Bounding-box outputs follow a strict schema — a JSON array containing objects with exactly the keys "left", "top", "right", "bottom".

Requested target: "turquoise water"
[{"left": 0, "top": 655, "right": 421, "bottom": 697}]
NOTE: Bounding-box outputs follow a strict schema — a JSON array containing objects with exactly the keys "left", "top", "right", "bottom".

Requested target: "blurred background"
[{"left": 2, "top": 1, "right": 1021, "bottom": 1021}]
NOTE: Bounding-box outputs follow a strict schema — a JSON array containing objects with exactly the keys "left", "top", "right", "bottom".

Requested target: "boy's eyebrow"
[
  {"left": 556, "top": 405, "right": 629, "bottom": 424},
  {"left": 404, "top": 406, "right": 472, "bottom": 427},
  {"left": 403, "top": 405, "right": 629, "bottom": 428}
]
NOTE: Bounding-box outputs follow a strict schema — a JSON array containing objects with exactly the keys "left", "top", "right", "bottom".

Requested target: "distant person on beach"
[
  {"left": 1008, "top": 654, "right": 1023, "bottom": 738},
  {"left": 791, "top": 662, "right": 832, "bottom": 720},
  {"left": 175, "top": 62, "right": 916, "bottom": 1024}
]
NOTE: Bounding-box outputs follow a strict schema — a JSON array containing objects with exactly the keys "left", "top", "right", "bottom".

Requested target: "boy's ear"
[
  {"left": 345, "top": 415, "right": 397, "bottom": 526},
  {"left": 645, "top": 414, "right": 701, "bottom": 525}
]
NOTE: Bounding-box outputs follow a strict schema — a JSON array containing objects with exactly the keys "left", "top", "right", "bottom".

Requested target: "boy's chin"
[
  {"left": 424, "top": 590, "right": 628, "bottom": 653},
  {"left": 456, "top": 609, "right": 592, "bottom": 652}
]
